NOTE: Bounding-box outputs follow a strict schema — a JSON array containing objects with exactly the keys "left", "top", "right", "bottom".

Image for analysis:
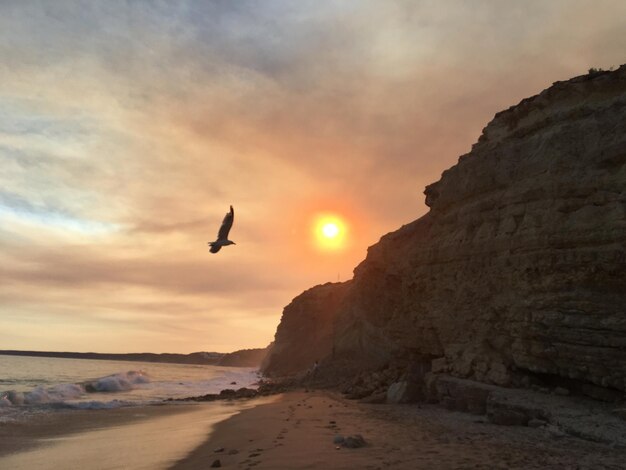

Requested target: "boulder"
[
  {"left": 342, "top": 435, "right": 366, "bottom": 448},
  {"left": 386, "top": 381, "right": 422, "bottom": 404},
  {"left": 234, "top": 387, "right": 257, "bottom": 398}
]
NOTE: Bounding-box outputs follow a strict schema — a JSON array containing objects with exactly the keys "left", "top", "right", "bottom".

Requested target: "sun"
[
  {"left": 322, "top": 222, "right": 340, "bottom": 238},
  {"left": 313, "top": 214, "right": 347, "bottom": 251}
]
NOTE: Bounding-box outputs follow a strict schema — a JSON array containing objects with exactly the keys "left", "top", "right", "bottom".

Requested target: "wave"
[
  {"left": 0, "top": 370, "right": 150, "bottom": 406},
  {"left": 84, "top": 370, "right": 150, "bottom": 392},
  {"left": 0, "top": 366, "right": 260, "bottom": 421}
]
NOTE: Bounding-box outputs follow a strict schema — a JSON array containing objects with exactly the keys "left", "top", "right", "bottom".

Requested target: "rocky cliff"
[
  {"left": 262, "top": 282, "right": 351, "bottom": 376},
  {"left": 263, "top": 66, "right": 626, "bottom": 399}
]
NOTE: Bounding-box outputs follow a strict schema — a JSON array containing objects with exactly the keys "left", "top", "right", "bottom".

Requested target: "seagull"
[{"left": 208, "top": 205, "right": 236, "bottom": 254}]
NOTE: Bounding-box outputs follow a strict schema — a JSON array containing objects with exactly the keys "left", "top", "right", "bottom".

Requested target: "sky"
[{"left": 1, "top": 1, "right": 624, "bottom": 354}]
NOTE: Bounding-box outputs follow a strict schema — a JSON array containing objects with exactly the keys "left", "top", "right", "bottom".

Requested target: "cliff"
[
  {"left": 262, "top": 66, "right": 626, "bottom": 399},
  {"left": 262, "top": 282, "right": 351, "bottom": 376}
]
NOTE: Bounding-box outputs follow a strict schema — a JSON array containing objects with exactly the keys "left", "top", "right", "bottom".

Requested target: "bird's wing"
[{"left": 217, "top": 205, "right": 234, "bottom": 240}]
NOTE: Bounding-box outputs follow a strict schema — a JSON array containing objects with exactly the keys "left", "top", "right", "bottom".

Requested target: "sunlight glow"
[
  {"left": 313, "top": 214, "right": 347, "bottom": 251},
  {"left": 322, "top": 222, "right": 339, "bottom": 238}
]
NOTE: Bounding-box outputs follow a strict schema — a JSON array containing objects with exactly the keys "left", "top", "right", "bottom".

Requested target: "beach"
[
  {"left": 172, "top": 390, "right": 626, "bottom": 470},
  {"left": 0, "top": 398, "right": 275, "bottom": 470},
  {"left": 2, "top": 389, "right": 626, "bottom": 469}
]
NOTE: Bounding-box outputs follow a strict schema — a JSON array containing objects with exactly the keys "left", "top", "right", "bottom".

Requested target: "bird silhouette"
[{"left": 208, "top": 205, "right": 236, "bottom": 253}]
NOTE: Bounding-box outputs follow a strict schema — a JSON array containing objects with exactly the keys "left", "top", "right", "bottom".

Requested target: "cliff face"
[
  {"left": 262, "top": 282, "right": 351, "bottom": 376},
  {"left": 264, "top": 66, "right": 626, "bottom": 395}
]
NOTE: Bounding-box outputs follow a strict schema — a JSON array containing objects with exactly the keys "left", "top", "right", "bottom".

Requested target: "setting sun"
[
  {"left": 322, "top": 223, "right": 340, "bottom": 238},
  {"left": 313, "top": 214, "right": 347, "bottom": 251}
]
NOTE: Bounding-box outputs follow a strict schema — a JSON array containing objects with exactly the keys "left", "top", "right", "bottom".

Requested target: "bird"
[{"left": 208, "top": 205, "right": 236, "bottom": 253}]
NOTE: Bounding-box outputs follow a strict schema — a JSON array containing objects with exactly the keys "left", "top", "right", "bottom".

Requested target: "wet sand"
[
  {"left": 172, "top": 391, "right": 626, "bottom": 470},
  {"left": 0, "top": 398, "right": 276, "bottom": 470}
]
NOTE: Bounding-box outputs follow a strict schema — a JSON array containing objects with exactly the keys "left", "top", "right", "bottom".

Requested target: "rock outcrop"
[
  {"left": 263, "top": 66, "right": 626, "bottom": 399},
  {"left": 262, "top": 282, "right": 351, "bottom": 376}
]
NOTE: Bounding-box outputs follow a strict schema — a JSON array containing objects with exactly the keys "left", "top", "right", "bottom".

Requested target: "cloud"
[
  {"left": 0, "top": 240, "right": 299, "bottom": 296},
  {"left": 1, "top": 0, "right": 625, "bottom": 352}
]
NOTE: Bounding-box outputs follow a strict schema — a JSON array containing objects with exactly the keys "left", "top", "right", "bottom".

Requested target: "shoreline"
[
  {"left": 0, "top": 403, "right": 200, "bottom": 458},
  {"left": 0, "top": 397, "right": 276, "bottom": 470}
]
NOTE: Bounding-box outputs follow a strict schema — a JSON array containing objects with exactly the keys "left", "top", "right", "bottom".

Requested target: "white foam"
[
  {"left": 1, "top": 370, "right": 151, "bottom": 406},
  {"left": 0, "top": 365, "right": 261, "bottom": 422},
  {"left": 4, "top": 390, "right": 24, "bottom": 405},
  {"left": 87, "top": 370, "right": 150, "bottom": 392},
  {"left": 13, "top": 383, "right": 85, "bottom": 405},
  {"left": 67, "top": 399, "right": 131, "bottom": 410},
  {"left": 23, "top": 387, "right": 50, "bottom": 405}
]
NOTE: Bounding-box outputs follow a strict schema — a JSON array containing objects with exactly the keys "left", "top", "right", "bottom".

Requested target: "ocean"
[{"left": 0, "top": 354, "right": 260, "bottom": 423}]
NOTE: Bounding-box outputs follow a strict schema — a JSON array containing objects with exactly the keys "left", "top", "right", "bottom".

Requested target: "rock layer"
[
  {"left": 263, "top": 66, "right": 626, "bottom": 396},
  {"left": 262, "top": 282, "right": 351, "bottom": 376}
]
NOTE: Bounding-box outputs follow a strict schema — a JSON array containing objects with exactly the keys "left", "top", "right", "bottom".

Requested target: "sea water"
[{"left": 0, "top": 354, "right": 260, "bottom": 422}]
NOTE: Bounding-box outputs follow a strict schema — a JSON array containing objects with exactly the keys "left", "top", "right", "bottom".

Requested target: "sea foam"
[
  {"left": 85, "top": 370, "right": 150, "bottom": 392},
  {"left": 1, "top": 370, "right": 150, "bottom": 406},
  {"left": 0, "top": 358, "right": 260, "bottom": 426}
]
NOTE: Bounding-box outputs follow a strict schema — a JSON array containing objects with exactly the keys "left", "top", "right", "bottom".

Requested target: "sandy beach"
[
  {"left": 0, "top": 398, "right": 276, "bottom": 470},
  {"left": 2, "top": 389, "right": 625, "bottom": 469},
  {"left": 173, "top": 390, "right": 626, "bottom": 470}
]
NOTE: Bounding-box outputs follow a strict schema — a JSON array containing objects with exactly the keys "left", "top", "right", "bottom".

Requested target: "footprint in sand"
[{"left": 245, "top": 447, "right": 265, "bottom": 468}]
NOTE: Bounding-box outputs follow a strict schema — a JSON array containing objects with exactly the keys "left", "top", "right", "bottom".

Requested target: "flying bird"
[{"left": 208, "top": 205, "right": 236, "bottom": 254}]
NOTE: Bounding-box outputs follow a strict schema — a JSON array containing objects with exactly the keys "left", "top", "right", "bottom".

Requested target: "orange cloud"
[{"left": 1, "top": 0, "right": 624, "bottom": 352}]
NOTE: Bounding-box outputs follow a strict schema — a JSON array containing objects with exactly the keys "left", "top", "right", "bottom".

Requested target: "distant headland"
[{"left": 0, "top": 347, "right": 268, "bottom": 368}]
